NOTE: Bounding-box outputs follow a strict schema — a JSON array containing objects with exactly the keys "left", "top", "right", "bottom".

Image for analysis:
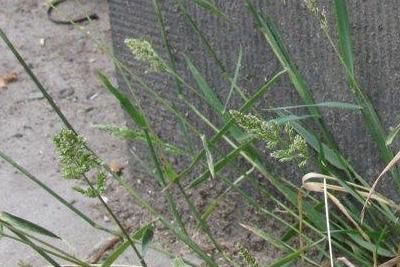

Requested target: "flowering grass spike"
[
  {"left": 238, "top": 244, "right": 258, "bottom": 267},
  {"left": 124, "top": 38, "right": 166, "bottom": 72},
  {"left": 304, "top": 0, "right": 328, "bottom": 30},
  {"left": 230, "top": 110, "right": 308, "bottom": 168},
  {"left": 54, "top": 129, "right": 106, "bottom": 197}
]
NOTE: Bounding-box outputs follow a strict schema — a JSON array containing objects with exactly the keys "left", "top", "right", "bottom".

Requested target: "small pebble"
[
  {"left": 101, "top": 196, "right": 109, "bottom": 203},
  {"left": 86, "top": 92, "right": 99, "bottom": 100},
  {"left": 58, "top": 88, "right": 75, "bottom": 99},
  {"left": 39, "top": 38, "right": 46, "bottom": 47},
  {"left": 84, "top": 107, "right": 95, "bottom": 113},
  {"left": 110, "top": 160, "right": 123, "bottom": 174},
  {"left": 27, "top": 91, "right": 44, "bottom": 100}
]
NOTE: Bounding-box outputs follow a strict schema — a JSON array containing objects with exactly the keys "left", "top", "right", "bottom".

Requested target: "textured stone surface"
[{"left": 109, "top": 1, "right": 400, "bottom": 197}]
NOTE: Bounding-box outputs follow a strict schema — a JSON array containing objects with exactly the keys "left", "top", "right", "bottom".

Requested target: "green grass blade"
[
  {"left": 9, "top": 230, "right": 91, "bottom": 266},
  {"left": 102, "top": 224, "right": 153, "bottom": 267},
  {"left": 223, "top": 47, "right": 243, "bottom": 112},
  {"left": 173, "top": 256, "right": 190, "bottom": 267},
  {"left": 8, "top": 234, "right": 90, "bottom": 265},
  {"left": 189, "top": 138, "right": 254, "bottom": 187},
  {"left": 190, "top": 0, "right": 228, "bottom": 20},
  {"left": 240, "top": 223, "right": 289, "bottom": 251},
  {"left": 264, "top": 101, "right": 362, "bottom": 111},
  {"left": 273, "top": 114, "right": 319, "bottom": 124},
  {"left": 141, "top": 225, "right": 154, "bottom": 257},
  {"left": 386, "top": 122, "right": 400, "bottom": 145},
  {"left": 93, "top": 124, "right": 185, "bottom": 155},
  {"left": 97, "top": 71, "right": 147, "bottom": 128},
  {"left": 349, "top": 235, "right": 394, "bottom": 257},
  {"left": 201, "top": 134, "right": 215, "bottom": 179},
  {"left": 335, "top": 0, "right": 354, "bottom": 76},
  {"left": 0, "top": 212, "right": 59, "bottom": 239},
  {"left": 186, "top": 58, "right": 225, "bottom": 113},
  {"left": 5, "top": 225, "right": 61, "bottom": 267}
]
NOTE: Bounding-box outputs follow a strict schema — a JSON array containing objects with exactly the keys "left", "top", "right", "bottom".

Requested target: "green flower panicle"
[
  {"left": 304, "top": 0, "right": 328, "bottom": 31},
  {"left": 238, "top": 244, "right": 258, "bottom": 267},
  {"left": 229, "top": 110, "right": 281, "bottom": 147},
  {"left": 230, "top": 110, "right": 308, "bottom": 168},
  {"left": 124, "top": 38, "right": 166, "bottom": 72},
  {"left": 53, "top": 129, "right": 106, "bottom": 198},
  {"left": 53, "top": 129, "right": 100, "bottom": 179},
  {"left": 73, "top": 171, "right": 107, "bottom": 198}
]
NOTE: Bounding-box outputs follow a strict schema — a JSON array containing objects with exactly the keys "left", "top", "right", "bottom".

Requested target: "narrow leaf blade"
[
  {"left": 386, "top": 122, "right": 400, "bottom": 145},
  {"left": 97, "top": 71, "right": 147, "bottom": 128},
  {"left": 191, "top": 0, "right": 228, "bottom": 19},
  {"left": 335, "top": 0, "right": 354, "bottom": 75},
  {"left": 102, "top": 224, "right": 153, "bottom": 267},
  {"left": 173, "top": 256, "right": 190, "bottom": 267},
  {"left": 0, "top": 211, "right": 59, "bottom": 239},
  {"left": 141, "top": 225, "right": 154, "bottom": 257},
  {"left": 186, "top": 58, "right": 224, "bottom": 114},
  {"left": 201, "top": 134, "right": 215, "bottom": 179}
]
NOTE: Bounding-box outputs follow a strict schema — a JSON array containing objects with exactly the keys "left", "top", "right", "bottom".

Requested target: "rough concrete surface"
[{"left": 0, "top": 1, "right": 171, "bottom": 266}]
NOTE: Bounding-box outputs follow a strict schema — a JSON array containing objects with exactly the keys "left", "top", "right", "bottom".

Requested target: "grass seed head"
[
  {"left": 304, "top": 0, "right": 328, "bottom": 30},
  {"left": 230, "top": 110, "right": 308, "bottom": 168},
  {"left": 124, "top": 38, "right": 166, "bottom": 72},
  {"left": 54, "top": 129, "right": 106, "bottom": 198}
]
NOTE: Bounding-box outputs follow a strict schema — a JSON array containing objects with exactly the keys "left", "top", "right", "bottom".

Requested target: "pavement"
[{"left": 0, "top": 1, "right": 172, "bottom": 266}]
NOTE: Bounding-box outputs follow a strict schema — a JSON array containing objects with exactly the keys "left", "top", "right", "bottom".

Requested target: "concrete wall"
[{"left": 108, "top": 1, "right": 400, "bottom": 197}]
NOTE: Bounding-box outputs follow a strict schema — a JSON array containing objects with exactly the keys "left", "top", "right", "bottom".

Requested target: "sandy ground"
[{"left": 0, "top": 1, "right": 171, "bottom": 266}]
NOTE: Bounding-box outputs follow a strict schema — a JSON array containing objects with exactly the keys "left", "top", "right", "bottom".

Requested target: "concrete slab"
[{"left": 0, "top": 1, "right": 172, "bottom": 266}]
